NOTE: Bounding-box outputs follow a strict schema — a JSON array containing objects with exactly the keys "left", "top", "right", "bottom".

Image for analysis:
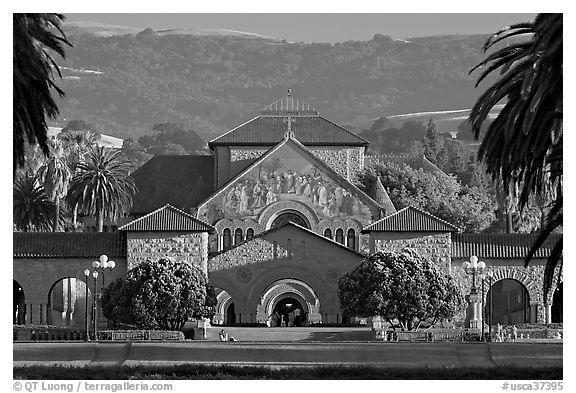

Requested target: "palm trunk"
[
  {"left": 97, "top": 209, "right": 104, "bottom": 232},
  {"left": 54, "top": 197, "right": 60, "bottom": 232},
  {"left": 73, "top": 203, "right": 78, "bottom": 229},
  {"left": 506, "top": 211, "right": 513, "bottom": 233}
]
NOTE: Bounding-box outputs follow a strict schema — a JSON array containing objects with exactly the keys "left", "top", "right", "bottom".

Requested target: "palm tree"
[
  {"left": 13, "top": 174, "right": 60, "bottom": 232},
  {"left": 13, "top": 13, "right": 71, "bottom": 172},
  {"left": 469, "top": 14, "right": 562, "bottom": 299},
  {"left": 59, "top": 128, "right": 100, "bottom": 228},
  {"left": 38, "top": 141, "right": 71, "bottom": 232},
  {"left": 67, "top": 146, "right": 137, "bottom": 232}
]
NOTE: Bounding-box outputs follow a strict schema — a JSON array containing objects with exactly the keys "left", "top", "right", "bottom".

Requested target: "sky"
[{"left": 64, "top": 13, "right": 537, "bottom": 43}]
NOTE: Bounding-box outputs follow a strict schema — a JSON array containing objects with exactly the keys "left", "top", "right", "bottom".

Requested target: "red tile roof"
[
  {"left": 131, "top": 155, "right": 214, "bottom": 214},
  {"left": 13, "top": 232, "right": 126, "bottom": 258},
  {"left": 119, "top": 204, "right": 215, "bottom": 232},
  {"left": 209, "top": 116, "right": 368, "bottom": 147},
  {"left": 365, "top": 154, "right": 445, "bottom": 174},
  {"left": 362, "top": 206, "right": 460, "bottom": 233},
  {"left": 451, "top": 233, "right": 562, "bottom": 259}
]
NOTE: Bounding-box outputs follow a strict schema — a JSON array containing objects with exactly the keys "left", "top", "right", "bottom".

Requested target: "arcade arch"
[
  {"left": 46, "top": 277, "right": 91, "bottom": 328},
  {"left": 485, "top": 279, "right": 530, "bottom": 325},
  {"left": 13, "top": 280, "right": 25, "bottom": 325},
  {"left": 551, "top": 282, "right": 563, "bottom": 323}
]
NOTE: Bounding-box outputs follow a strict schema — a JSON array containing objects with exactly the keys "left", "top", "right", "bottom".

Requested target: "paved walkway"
[{"left": 14, "top": 341, "right": 562, "bottom": 369}]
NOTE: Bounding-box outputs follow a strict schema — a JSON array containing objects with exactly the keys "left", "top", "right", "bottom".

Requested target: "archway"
[
  {"left": 271, "top": 211, "right": 309, "bottom": 229},
  {"left": 47, "top": 277, "right": 91, "bottom": 328},
  {"left": 256, "top": 278, "right": 321, "bottom": 326},
  {"left": 213, "top": 287, "right": 235, "bottom": 325},
  {"left": 271, "top": 296, "right": 306, "bottom": 327},
  {"left": 551, "top": 282, "right": 563, "bottom": 323},
  {"left": 226, "top": 303, "right": 236, "bottom": 325},
  {"left": 485, "top": 279, "right": 530, "bottom": 325},
  {"left": 13, "top": 280, "right": 25, "bottom": 325}
]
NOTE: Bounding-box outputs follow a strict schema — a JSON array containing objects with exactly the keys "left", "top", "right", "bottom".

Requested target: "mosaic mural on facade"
[{"left": 198, "top": 142, "right": 373, "bottom": 226}]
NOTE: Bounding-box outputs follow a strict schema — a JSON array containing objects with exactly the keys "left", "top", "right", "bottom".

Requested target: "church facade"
[{"left": 13, "top": 94, "right": 563, "bottom": 329}]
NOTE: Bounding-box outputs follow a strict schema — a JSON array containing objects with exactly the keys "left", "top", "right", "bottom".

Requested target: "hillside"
[{"left": 53, "top": 23, "right": 499, "bottom": 141}]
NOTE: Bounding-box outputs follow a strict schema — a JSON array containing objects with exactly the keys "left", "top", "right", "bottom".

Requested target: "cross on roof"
[{"left": 283, "top": 113, "right": 296, "bottom": 132}]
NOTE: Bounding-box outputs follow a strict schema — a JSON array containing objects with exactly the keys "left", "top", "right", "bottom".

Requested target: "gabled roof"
[
  {"left": 198, "top": 133, "right": 383, "bottom": 214},
  {"left": 209, "top": 94, "right": 368, "bottom": 147},
  {"left": 131, "top": 155, "right": 214, "bottom": 214},
  {"left": 13, "top": 232, "right": 126, "bottom": 258},
  {"left": 452, "top": 233, "right": 562, "bottom": 259},
  {"left": 365, "top": 154, "right": 445, "bottom": 174},
  {"left": 362, "top": 206, "right": 460, "bottom": 233},
  {"left": 119, "top": 204, "right": 215, "bottom": 232},
  {"left": 210, "top": 221, "right": 365, "bottom": 259}
]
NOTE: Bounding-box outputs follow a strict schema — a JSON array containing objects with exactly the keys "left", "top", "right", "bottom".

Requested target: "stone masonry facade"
[
  {"left": 228, "top": 146, "right": 365, "bottom": 181},
  {"left": 371, "top": 232, "right": 452, "bottom": 273},
  {"left": 127, "top": 231, "right": 209, "bottom": 275}
]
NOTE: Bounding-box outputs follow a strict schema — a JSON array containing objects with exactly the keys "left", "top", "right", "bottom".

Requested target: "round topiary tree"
[
  {"left": 338, "top": 249, "right": 465, "bottom": 331},
  {"left": 101, "top": 258, "right": 213, "bottom": 330}
]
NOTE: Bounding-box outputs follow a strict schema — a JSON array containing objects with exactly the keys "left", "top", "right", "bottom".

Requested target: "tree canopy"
[
  {"left": 101, "top": 258, "right": 214, "bottom": 330},
  {"left": 13, "top": 13, "right": 71, "bottom": 172},
  {"left": 338, "top": 249, "right": 465, "bottom": 331},
  {"left": 357, "top": 162, "right": 496, "bottom": 232}
]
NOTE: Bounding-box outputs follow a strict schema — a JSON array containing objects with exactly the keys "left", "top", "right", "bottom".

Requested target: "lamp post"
[
  {"left": 84, "top": 269, "right": 90, "bottom": 341},
  {"left": 87, "top": 254, "right": 116, "bottom": 341},
  {"left": 462, "top": 256, "right": 487, "bottom": 331},
  {"left": 487, "top": 269, "right": 494, "bottom": 341},
  {"left": 92, "top": 271, "right": 99, "bottom": 340}
]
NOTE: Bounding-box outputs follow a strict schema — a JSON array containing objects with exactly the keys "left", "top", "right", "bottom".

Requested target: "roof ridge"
[
  {"left": 119, "top": 203, "right": 214, "bottom": 231},
  {"left": 363, "top": 205, "right": 460, "bottom": 232},
  {"left": 317, "top": 115, "right": 370, "bottom": 144},
  {"left": 208, "top": 115, "right": 260, "bottom": 145}
]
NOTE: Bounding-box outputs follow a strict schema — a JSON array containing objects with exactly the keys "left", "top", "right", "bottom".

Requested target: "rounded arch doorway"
[
  {"left": 271, "top": 296, "right": 306, "bottom": 327},
  {"left": 256, "top": 278, "right": 322, "bottom": 327}
]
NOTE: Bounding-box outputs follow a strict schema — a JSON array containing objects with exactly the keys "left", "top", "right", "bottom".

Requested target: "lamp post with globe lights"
[
  {"left": 84, "top": 269, "right": 90, "bottom": 341},
  {"left": 462, "top": 255, "right": 487, "bottom": 331},
  {"left": 87, "top": 255, "right": 116, "bottom": 340}
]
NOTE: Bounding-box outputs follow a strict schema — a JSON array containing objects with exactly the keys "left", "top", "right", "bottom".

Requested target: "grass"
[{"left": 14, "top": 364, "right": 563, "bottom": 380}]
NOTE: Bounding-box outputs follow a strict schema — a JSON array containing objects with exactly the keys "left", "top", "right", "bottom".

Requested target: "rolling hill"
[{"left": 52, "top": 22, "right": 501, "bottom": 141}]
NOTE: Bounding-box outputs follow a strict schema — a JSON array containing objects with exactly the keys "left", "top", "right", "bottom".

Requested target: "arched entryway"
[
  {"left": 551, "top": 282, "right": 563, "bottom": 323},
  {"left": 13, "top": 280, "right": 25, "bottom": 325},
  {"left": 256, "top": 278, "right": 321, "bottom": 326},
  {"left": 485, "top": 279, "right": 530, "bottom": 325},
  {"left": 47, "top": 277, "right": 91, "bottom": 328},
  {"left": 213, "top": 287, "right": 236, "bottom": 325},
  {"left": 271, "top": 296, "right": 306, "bottom": 327}
]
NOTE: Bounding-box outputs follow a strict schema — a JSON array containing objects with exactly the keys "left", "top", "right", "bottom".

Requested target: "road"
[{"left": 13, "top": 341, "right": 563, "bottom": 369}]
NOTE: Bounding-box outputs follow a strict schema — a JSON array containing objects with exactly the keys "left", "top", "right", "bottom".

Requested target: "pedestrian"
[
  {"left": 496, "top": 323, "right": 502, "bottom": 342},
  {"left": 512, "top": 325, "right": 518, "bottom": 342},
  {"left": 219, "top": 329, "right": 228, "bottom": 342}
]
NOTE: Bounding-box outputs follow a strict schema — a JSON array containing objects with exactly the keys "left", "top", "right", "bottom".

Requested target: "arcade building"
[{"left": 13, "top": 94, "right": 563, "bottom": 329}]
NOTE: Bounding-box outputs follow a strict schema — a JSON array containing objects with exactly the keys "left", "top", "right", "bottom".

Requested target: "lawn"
[{"left": 13, "top": 364, "right": 563, "bottom": 380}]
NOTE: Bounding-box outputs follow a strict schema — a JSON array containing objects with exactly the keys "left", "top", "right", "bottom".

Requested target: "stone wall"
[
  {"left": 227, "top": 146, "right": 365, "bottom": 182},
  {"left": 230, "top": 147, "right": 268, "bottom": 162},
  {"left": 310, "top": 147, "right": 364, "bottom": 181},
  {"left": 126, "top": 232, "right": 208, "bottom": 275},
  {"left": 371, "top": 232, "right": 452, "bottom": 273}
]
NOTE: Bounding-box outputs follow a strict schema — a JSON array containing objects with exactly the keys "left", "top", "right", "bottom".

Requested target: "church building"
[{"left": 13, "top": 93, "right": 562, "bottom": 330}]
